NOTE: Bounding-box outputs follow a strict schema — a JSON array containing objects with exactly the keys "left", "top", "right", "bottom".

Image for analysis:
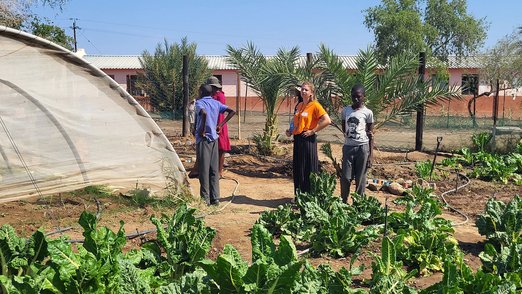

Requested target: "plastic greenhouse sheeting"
[{"left": 0, "top": 26, "right": 187, "bottom": 202}]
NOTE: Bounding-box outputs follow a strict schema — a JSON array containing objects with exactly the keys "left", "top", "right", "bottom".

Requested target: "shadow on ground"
[{"left": 220, "top": 194, "right": 291, "bottom": 209}]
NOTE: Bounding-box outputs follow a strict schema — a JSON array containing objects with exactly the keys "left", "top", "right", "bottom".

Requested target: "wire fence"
[{"left": 152, "top": 109, "right": 521, "bottom": 153}]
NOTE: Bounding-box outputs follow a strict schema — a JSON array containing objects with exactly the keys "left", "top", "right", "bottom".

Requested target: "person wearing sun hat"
[
  {"left": 194, "top": 84, "right": 235, "bottom": 205},
  {"left": 205, "top": 76, "right": 231, "bottom": 178}
]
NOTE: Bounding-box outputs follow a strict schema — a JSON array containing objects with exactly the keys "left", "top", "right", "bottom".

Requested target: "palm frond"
[{"left": 354, "top": 48, "right": 378, "bottom": 96}]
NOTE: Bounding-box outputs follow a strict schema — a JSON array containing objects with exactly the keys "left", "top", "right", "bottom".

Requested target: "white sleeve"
[{"left": 367, "top": 109, "right": 374, "bottom": 124}]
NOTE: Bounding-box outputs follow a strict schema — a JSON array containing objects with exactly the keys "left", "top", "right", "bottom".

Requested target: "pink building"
[{"left": 82, "top": 54, "right": 522, "bottom": 119}]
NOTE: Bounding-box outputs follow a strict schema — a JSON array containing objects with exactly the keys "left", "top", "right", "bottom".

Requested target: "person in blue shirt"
[{"left": 195, "top": 84, "right": 236, "bottom": 205}]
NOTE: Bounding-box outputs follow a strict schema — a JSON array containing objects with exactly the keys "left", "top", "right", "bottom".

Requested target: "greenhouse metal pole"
[
  {"left": 415, "top": 52, "right": 426, "bottom": 151},
  {"left": 182, "top": 55, "right": 189, "bottom": 137}
]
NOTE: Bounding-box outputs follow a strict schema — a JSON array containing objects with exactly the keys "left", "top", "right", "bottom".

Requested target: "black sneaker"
[{"left": 210, "top": 200, "right": 220, "bottom": 206}]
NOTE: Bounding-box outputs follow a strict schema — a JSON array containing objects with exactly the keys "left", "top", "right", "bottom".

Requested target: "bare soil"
[{"left": 0, "top": 118, "right": 520, "bottom": 290}]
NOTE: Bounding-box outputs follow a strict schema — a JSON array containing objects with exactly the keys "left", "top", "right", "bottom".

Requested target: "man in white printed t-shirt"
[{"left": 340, "top": 84, "right": 374, "bottom": 203}]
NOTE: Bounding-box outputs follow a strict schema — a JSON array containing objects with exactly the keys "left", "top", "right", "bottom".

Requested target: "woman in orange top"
[{"left": 286, "top": 81, "right": 331, "bottom": 194}]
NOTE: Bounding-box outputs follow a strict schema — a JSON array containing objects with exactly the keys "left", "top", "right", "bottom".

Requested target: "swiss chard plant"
[
  {"left": 388, "top": 187, "right": 461, "bottom": 276},
  {"left": 351, "top": 192, "right": 385, "bottom": 225},
  {"left": 369, "top": 237, "right": 418, "bottom": 294},
  {"left": 311, "top": 212, "right": 380, "bottom": 258},
  {"left": 415, "top": 160, "right": 436, "bottom": 180},
  {"left": 197, "top": 224, "right": 304, "bottom": 293},
  {"left": 421, "top": 256, "right": 520, "bottom": 294},
  {"left": 0, "top": 226, "right": 56, "bottom": 293},
  {"left": 442, "top": 142, "right": 522, "bottom": 184},
  {"left": 479, "top": 242, "right": 522, "bottom": 278},
  {"left": 393, "top": 229, "right": 460, "bottom": 276},
  {"left": 476, "top": 195, "right": 522, "bottom": 248},
  {"left": 294, "top": 262, "right": 367, "bottom": 294},
  {"left": 148, "top": 203, "right": 216, "bottom": 280},
  {"left": 257, "top": 172, "right": 382, "bottom": 258}
]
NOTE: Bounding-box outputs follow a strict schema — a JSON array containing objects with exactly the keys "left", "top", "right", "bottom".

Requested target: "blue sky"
[{"left": 33, "top": 0, "right": 522, "bottom": 56}]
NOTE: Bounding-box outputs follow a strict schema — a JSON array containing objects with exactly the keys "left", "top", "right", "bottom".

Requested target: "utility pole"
[
  {"left": 415, "top": 52, "right": 426, "bottom": 151},
  {"left": 306, "top": 52, "right": 313, "bottom": 64},
  {"left": 70, "top": 18, "right": 79, "bottom": 52}
]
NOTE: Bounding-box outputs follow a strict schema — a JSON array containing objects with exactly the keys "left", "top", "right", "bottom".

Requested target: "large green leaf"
[
  {"left": 274, "top": 235, "right": 298, "bottom": 267},
  {"left": 381, "top": 236, "right": 395, "bottom": 276},
  {"left": 198, "top": 244, "right": 247, "bottom": 293},
  {"left": 25, "top": 229, "right": 48, "bottom": 272},
  {"left": 243, "top": 259, "right": 269, "bottom": 292},
  {"left": 251, "top": 224, "right": 275, "bottom": 263},
  {"left": 264, "top": 261, "right": 303, "bottom": 294},
  {"left": 0, "top": 225, "right": 25, "bottom": 276}
]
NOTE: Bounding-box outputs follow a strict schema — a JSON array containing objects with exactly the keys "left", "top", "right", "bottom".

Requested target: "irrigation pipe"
[
  {"left": 62, "top": 176, "right": 241, "bottom": 244},
  {"left": 45, "top": 226, "right": 73, "bottom": 236},
  {"left": 438, "top": 171, "right": 471, "bottom": 226},
  {"left": 196, "top": 175, "right": 240, "bottom": 217}
]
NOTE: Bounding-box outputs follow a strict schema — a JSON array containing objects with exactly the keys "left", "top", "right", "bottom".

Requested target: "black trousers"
[{"left": 293, "top": 133, "right": 318, "bottom": 194}]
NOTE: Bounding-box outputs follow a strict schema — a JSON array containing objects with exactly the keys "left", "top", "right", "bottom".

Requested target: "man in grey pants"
[
  {"left": 340, "top": 84, "right": 374, "bottom": 203},
  {"left": 195, "top": 84, "right": 236, "bottom": 205}
]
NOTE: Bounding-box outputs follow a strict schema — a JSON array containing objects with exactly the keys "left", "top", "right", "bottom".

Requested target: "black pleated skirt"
[{"left": 293, "top": 133, "right": 318, "bottom": 194}]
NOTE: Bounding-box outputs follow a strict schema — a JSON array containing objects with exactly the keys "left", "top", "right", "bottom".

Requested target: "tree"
[
  {"left": 364, "top": 0, "right": 488, "bottom": 63},
  {"left": 1, "top": 0, "right": 73, "bottom": 50},
  {"left": 480, "top": 29, "right": 522, "bottom": 92},
  {"left": 226, "top": 43, "right": 299, "bottom": 155},
  {"left": 138, "top": 38, "right": 211, "bottom": 115},
  {"left": 25, "top": 16, "right": 74, "bottom": 50},
  {"left": 0, "top": 0, "right": 69, "bottom": 28}
]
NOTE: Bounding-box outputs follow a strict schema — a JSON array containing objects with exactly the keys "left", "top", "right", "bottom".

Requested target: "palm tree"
[
  {"left": 139, "top": 38, "right": 210, "bottom": 116},
  {"left": 226, "top": 43, "right": 299, "bottom": 155},
  {"left": 316, "top": 46, "right": 461, "bottom": 129}
]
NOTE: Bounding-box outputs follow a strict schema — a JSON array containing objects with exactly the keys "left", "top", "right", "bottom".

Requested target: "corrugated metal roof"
[
  {"left": 84, "top": 54, "right": 482, "bottom": 71},
  {"left": 205, "top": 55, "right": 235, "bottom": 70},
  {"left": 84, "top": 55, "right": 236, "bottom": 70},
  {"left": 446, "top": 55, "right": 483, "bottom": 69}
]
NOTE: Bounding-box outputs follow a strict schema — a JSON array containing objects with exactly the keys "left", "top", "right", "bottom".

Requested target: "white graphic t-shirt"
[{"left": 341, "top": 106, "right": 374, "bottom": 146}]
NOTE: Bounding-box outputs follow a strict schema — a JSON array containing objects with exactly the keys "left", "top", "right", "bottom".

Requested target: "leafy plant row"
[
  {"left": 0, "top": 203, "right": 371, "bottom": 293},
  {"left": 0, "top": 204, "right": 216, "bottom": 293},
  {"left": 256, "top": 173, "right": 384, "bottom": 258},
  {"left": 257, "top": 173, "right": 462, "bottom": 277},
  {"left": 442, "top": 135, "right": 522, "bottom": 184},
  {"left": 256, "top": 172, "right": 522, "bottom": 292},
  {"left": 422, "top": 195, "right": 522, "bottom": 293}
]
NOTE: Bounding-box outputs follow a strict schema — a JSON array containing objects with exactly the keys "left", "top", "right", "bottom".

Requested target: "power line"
[{"left": 78, "top": 29, "right": 103, "bottom": 54}]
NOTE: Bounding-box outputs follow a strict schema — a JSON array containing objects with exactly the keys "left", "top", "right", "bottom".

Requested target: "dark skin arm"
[
  {"left": 198, "top": 109, "right": 207, "bottom": 138},
  {"left": 216, "top": 108, "right": 236, "bottom": 134},
  {"left": 366, "top": 122, "right": 374, "bottom": 168}
]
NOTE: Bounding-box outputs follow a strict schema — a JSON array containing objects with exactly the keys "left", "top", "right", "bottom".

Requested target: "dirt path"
[{"left": 190, "top": 173, "right": 294, "bottom": 262}]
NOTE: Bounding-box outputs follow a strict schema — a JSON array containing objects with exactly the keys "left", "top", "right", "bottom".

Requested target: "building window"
[
  {"left": 461, "top": 74, "right": 479, "bottom": 95},
  {"left": 126, "top": 75, "right": 143, "bottom": 96}
]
